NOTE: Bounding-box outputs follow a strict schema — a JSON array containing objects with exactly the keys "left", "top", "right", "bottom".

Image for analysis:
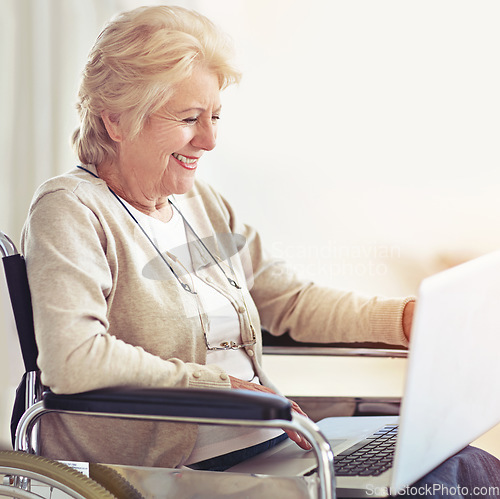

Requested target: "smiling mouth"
[{"left": 172, "top": 153, "right": 198, "bottom": 170}]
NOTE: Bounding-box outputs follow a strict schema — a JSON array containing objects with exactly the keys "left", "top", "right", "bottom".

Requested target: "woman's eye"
[{"left": 181, "top": 115, "right": 220, "bottom": 125}]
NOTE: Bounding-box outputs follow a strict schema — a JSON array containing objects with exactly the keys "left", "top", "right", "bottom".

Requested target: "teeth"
[{"left": 173, "top": 153, "right": 197, "bottom": 164}]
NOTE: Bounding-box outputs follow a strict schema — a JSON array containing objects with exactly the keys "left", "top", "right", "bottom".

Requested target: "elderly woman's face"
[{"left": 114, "top": 66, "right": 221, "bottom": 198}]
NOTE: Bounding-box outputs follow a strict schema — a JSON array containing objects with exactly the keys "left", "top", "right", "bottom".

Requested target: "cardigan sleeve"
[{"left": 214, "top": 190, "right": 412, "bottom": 348}]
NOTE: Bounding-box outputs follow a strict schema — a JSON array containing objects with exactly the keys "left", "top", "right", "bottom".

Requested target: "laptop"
[{"left": 227, "top": 251, "right": 500, "bottom": 497}]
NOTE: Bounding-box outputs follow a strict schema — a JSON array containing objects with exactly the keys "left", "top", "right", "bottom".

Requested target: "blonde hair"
[{"left": 72, "top": 5, "right": 241, "bottom": 166}]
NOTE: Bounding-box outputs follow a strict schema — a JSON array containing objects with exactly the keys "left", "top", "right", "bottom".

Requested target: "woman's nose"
[{"left": 192, "top": 121, "right": 217, "bottom": 151}]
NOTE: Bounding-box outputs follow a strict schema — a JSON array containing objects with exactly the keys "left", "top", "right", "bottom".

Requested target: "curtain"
[{"left": 2, "top": 0, "right": 134, "bottom": 241}]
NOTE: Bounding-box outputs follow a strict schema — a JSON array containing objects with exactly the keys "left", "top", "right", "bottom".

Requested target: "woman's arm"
[{"left": 213, "top": 186, "right": 414, "bottom": 348}]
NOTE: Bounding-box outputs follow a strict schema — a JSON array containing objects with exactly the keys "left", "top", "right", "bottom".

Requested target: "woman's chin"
[{"left": 169, "top": 175, "right": 197, "bottom": 196}]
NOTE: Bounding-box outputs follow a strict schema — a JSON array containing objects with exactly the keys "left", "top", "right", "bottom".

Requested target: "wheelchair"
[{"left": 0, "top": 230, "right": 406, "bottom": 498}]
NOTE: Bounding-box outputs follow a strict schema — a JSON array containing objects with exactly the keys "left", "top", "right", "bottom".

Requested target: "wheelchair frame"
[{"left": 1, "top": 230, "right": 336, "bottom": 499}]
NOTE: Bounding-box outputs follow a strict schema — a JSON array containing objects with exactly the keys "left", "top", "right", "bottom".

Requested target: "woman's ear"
[{"left": 101, "top": 111, "right": 123, "bottom": 142}]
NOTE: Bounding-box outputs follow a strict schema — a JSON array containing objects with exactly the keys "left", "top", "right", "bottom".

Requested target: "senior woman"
[{"left": 22, "top": 5, "right": 499, "bottom": 494}]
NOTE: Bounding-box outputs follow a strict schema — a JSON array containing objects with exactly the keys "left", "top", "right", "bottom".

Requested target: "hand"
[
  {"left": 403, "top": 300, "right": 415, "bottom": 341},
  {"left": 229, "top": 375, "right": 312, "bottom": 450}
]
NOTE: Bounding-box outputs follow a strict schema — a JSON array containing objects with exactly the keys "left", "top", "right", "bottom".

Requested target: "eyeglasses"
[{"left": 168, "top": 251, "right": 257, "bottom": 352}]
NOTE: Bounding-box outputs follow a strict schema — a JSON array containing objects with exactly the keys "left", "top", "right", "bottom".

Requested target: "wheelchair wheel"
[
  {"left": 0, "top": 450, "right": 114, "bottom": 498},
  {"left": 90, "top": 463, "right": 144, "bottom": 499}
]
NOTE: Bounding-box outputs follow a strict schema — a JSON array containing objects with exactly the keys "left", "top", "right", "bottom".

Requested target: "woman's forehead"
[{"left": 165, "top": 69, "right": 221, "bottom": 113}]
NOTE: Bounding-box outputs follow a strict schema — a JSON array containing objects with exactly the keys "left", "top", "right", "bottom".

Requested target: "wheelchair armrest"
[
  {"left": 17, "top": 387, "right": 293, "bottom": 454},
  {"left": 42, "top": 387, "right": 292, "bottom": 421}
]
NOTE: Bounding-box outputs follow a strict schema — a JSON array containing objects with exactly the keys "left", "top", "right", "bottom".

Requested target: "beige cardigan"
[{"left": 21, "top": 165, "right": 411, "bottom": 468}]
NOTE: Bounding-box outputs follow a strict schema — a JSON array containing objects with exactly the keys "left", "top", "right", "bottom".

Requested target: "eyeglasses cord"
[{"left": 76, "top": 165, "right": 241, "bottom": 294}]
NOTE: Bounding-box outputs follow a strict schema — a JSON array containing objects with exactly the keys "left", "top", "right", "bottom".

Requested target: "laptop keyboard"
[{"left": 334, "top": 424, "right": 398, "bottom": 477}]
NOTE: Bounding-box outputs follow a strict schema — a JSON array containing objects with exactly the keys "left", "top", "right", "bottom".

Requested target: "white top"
[{"left": 122, "top": 200, "right": 283, "bottom": 464}]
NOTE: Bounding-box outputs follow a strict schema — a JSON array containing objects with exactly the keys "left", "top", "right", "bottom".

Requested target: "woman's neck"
[{"left": 97, "top": 162, "right": 173, "bottom": 223}]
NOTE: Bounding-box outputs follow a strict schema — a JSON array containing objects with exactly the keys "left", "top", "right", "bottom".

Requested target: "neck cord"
[
  {"left": 169, "top": 202, "right": 241, "bottom": 289},
  {"left": 76, "top": 165, "right": 241, "bottom": 293}
]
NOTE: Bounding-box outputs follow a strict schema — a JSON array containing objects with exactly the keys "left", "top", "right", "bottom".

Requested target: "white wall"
[
  {"left": 2, "top": 0, "right": 500, "bottom": 449},
  {"left": 194, "top": 0, "right": 500, "bottom": 295}
]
